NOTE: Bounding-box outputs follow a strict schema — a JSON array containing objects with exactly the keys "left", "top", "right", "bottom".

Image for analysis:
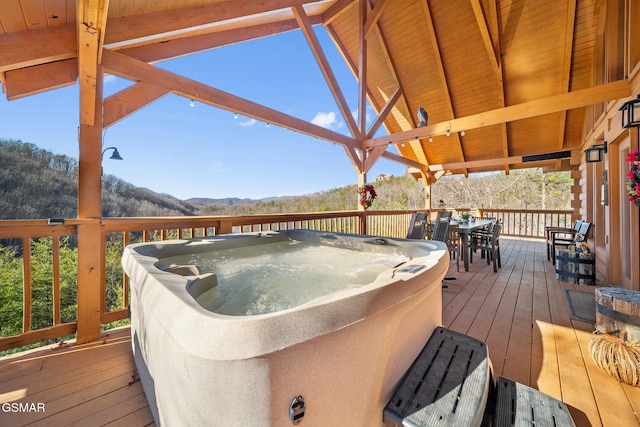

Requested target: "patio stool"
[
  {"left": 491, "top": 377, "right": 575, "bottom": 427},
  {"left": 383, "top": 327, "right": 491, "bottom": 427}
]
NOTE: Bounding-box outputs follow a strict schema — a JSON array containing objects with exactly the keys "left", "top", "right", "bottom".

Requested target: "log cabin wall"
[{"left": 580, "top": 0, "right": 640, "bottom": 290}]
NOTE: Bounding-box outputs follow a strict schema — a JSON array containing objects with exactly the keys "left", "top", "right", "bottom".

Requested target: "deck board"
[{"left": 1, "top": 238, "right": 639, "bottom": 426}]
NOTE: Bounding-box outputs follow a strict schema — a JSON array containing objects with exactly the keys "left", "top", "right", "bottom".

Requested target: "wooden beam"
[
  {"left": 101, "top": 49, "right": 358, "bottom": 149},
  {"left": 357, "top": 0, "right": 367, "bottom": 137},
  {"left": 77, "top": 0, "right": 108, "bottom": 126},
  {"left": 471, "top": 0, "right": 509, "bottom": 174},
  {"left": 556, "top": 0, "right": 578, "bottom": 153},
  {"left": 103, "top": 0, "right": 311, "bottom": 47},
  {"left": 420, "top": 0, "right": 468, "bottom": 175},
  {"left": 364, "top": 0, "right": 386, "bottom": 39},
  {"left": 2, "top": 18, "right": 316, "bottom": 98},
  {"left": 380, "top": 150, "right": 429, "bottom": 172},
  {"left": 322, "top": 0, "right": 357, "bottom": 26},
  {"left": 470, "top": 0, "right": 500, "bottom": 76},
  {"left": 363, "top": 145, "right": 387, "bottom": 173},
  {"left": 364, "top": 80, "right": 632, "bottom": 149},
  {"left": 429, "top": 155, "right": 525, "bottom": 172},
  {"left": 120, "top": 18, "right": 312, "bottom": 64},
  {"left": 366, "top": 87, "right": 401, "bottom": 139},
  {"left": 293, "top": 5, "right": 360, "bottom": 138},
  {"left": 5, "top": 59, "right": 77, "bottom": 100},
  {"left": 103, "top": 82, "right": 170, "bottom": 127}
]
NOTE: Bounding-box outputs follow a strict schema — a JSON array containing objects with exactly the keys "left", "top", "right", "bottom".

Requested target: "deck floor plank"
[{"left": 0, "top": 238, "right": 638, "bottom": 427}]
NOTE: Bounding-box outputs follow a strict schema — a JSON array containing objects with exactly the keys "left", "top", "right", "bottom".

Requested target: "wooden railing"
[
  {"left": 0, "top": 208, "right": 571, "bottom": 352},
  {"left": 477, "top": 209, "right": 574, "bottom": 238}
]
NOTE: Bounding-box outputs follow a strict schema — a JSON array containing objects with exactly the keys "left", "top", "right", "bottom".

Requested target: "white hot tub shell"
[{"left": 122, "top": 230, "right": 448, "bottom": 426}]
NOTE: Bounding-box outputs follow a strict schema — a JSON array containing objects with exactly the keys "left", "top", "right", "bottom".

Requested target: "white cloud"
[
  {"left": 208, "top": 161, "right": 225, "bottom": 173},
  {"left": 103, "top": 75, "right": 117, "bottom": 85},
  {"left": 239, "top": 118, "right": 257, "bottom": 127},
  {"left": 311, "top": 111, "right": 339, "bottom": 129}
]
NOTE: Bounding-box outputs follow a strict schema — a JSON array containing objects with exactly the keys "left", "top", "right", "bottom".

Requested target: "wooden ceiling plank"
[
  {"left": 103, "top": 0, "right": 312, "bottom": 47},
  {"left": 103, "top": 81, "right": 170, "bottom": 128},
  {"left": 364, "top": 79, "right": 631, "bottom": 149},
  {"left": 293, "top": 4, "right": 360, "bottom": 139},
  {"left": 0, "top": 24, "right": 76, "bottom": 72},
  {"left": 5, "top": 58, "right": 77, "bottom": 100},
  {"left": 45, "top": 0, "right": 70, "bottom": 27},
  {"left": 0, "top": 0, "right": 29, "bottom": 33},
  {"left": 101, "top": 49, "right": 358, "bottom": 150},
  {"left": 21, "top": 0, "right": 49, "bottom": 31}
]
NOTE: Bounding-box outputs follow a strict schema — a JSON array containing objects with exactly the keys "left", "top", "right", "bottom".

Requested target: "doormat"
[{"left": 563, "top": 289, "right": 596, "bottom": 324}]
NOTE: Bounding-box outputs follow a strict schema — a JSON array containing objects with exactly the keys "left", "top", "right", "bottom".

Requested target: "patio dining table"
[{"left": 454, "top": 219, "right": 495, "bottom": 271}]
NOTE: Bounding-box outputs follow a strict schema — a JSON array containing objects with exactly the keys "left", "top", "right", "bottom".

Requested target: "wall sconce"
[
  {"left": 585, "top": 142, "right": 607, "bottom": 163},
  {"left": 102, "top": 147, "right": 124, "bottom": 161},
  {"left": 619, "top": 94, "right": 640, "bottom": 128}
]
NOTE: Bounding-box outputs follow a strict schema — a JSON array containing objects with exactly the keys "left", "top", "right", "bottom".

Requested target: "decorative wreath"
[
  {"left": 626, "top": 148, "right": 640, "bottom": 208},
  {"left": 359, "top": 184, "right": 377, "bottom": 208}
]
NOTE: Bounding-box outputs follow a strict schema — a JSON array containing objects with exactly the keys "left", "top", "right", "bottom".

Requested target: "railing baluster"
[
  {"left": 52, "top": 235, "right": 61, "bottom": 326},
  {"left": 22, "top": 237, "right": 32, "bottom": 333}
]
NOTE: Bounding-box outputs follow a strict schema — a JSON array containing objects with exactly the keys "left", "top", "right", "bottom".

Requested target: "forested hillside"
[
  {"left": 1, "top": 138, "right": 572, "bottom": 220},
  {"left": 0, "top": 139, "right": 197, "bottom": 219},
  {"left": 200, "top": 169, "right": 573, "bottom": 215}
]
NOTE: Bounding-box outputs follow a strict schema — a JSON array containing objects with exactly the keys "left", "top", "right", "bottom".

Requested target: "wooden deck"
[{"left": 1, "top": 238, "right": 639, "bottom": 426}]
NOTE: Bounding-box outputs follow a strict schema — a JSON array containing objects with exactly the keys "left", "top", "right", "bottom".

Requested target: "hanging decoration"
[
  {"left": 359, "top": 184, "right": 377, "bottom": 208},
  {"left": 626, "top": 148, "right": 640, "bottom": 208}
]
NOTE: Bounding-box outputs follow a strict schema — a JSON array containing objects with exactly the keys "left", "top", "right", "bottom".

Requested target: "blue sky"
[{"left": 0, "top": 28, "right": 405, "bottom": 200}]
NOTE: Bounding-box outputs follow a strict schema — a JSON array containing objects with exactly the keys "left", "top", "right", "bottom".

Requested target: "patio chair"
[
  {"left": 431, "top": 218, "right": 450, "bottom": 243},
  {"left": 446, "top": 223, "right": 460, "bottom": 272},
  {"left": 551, "top": 221, "right": 592, "bottom": 265},
  {"left": 546, "top": 220, "right": 582, "bottom": 261},
  {"left": 406, "top": 212, "right": 429, "bottom": 240},
  {"left": 469, "top": 222, "right": 502, "bottom": 272},
  {"left": 435, "top": 210, "right": 452, "bottom": 221},
  {"left": 469, "top": 219, "right": 497, "bottom": 260}
]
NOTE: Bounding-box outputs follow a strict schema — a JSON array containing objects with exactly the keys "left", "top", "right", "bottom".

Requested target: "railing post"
[
  {"left": 218, "top": 219, "right": 233, "bottom": 235},
  {"left": 76, "top": 64, "right": 104, "bottom": 345},
  {"left": 359, "top": 211, "right": 367, "bottom": 235},
  {"left": 76, "top": 219, "right": 103, "bottom": 344}
]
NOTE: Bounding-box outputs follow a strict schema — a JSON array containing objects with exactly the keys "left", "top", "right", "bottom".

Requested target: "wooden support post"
[{"left": 76, "top": 64, "right": 104, "bottom": 344}]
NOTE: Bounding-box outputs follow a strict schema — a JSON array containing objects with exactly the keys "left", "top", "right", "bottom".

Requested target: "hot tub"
[{"left": 122, "top": 229, "right": 448, "bottom": 426}]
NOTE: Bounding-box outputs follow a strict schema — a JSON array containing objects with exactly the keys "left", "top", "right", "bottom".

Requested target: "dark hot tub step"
[{"left": 383, "top": 327, "right": 491, "bottom": 427}]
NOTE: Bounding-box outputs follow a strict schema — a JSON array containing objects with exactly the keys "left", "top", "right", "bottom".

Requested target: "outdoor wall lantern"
[
  {"left": 585, "top": 142, "right": 607, "bottom": 163},
  {"left": 102, "top": 146, "right": 124, "bottom": 160},
  {"left": 620, "top": 94, "right": 640, "bottom": 128}
]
